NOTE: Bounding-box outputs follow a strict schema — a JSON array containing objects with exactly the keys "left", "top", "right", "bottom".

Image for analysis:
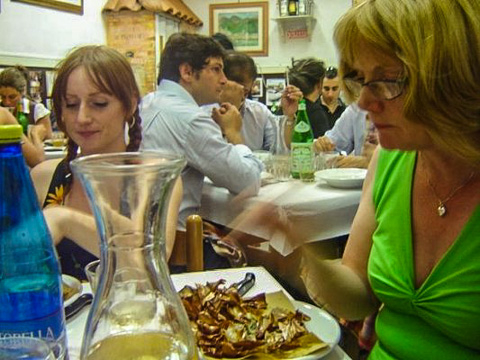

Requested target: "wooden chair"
[{"left": 170, "top": 215, "right": 204, "bottom": 272}]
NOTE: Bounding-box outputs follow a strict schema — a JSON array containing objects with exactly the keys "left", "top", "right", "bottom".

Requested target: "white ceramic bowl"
[{"left": 315, "top": 168, "right": 367, "bottom": 189}]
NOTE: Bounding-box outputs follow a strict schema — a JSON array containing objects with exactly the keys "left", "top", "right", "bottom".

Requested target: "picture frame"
[
  {"left": 265, "top": 77, "right": 286, "bottom": 107},
  {"left": 251, "top": 77, "right": 264, "bottom": 98},
  {"left": 11, "top": 0, "right": 83, "bottom": 15},
  {"left": 209, "top": 2, "right": 268, "bottom": 57}
]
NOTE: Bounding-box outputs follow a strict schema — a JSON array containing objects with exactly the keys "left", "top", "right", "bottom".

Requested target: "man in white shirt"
[
  {"left": 140, "top": 33, "right": 262, "bottom": 230},
  {"left": 314, "top": 104, "right": 378, "bottom": 168}
]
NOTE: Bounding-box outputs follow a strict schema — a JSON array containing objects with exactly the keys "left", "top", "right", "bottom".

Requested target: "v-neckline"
[{"left": 407, "top": 153, "right": 479, "bottom": 292}]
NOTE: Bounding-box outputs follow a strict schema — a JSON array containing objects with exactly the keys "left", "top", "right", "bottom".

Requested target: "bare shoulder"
[{"left": 30, "top": 158, "right": 63, "bottom": 204}]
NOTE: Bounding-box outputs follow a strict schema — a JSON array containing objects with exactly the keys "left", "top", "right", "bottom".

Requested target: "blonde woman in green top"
[{"left": 298, "top": 0, "right": 480, "bottom": 358}]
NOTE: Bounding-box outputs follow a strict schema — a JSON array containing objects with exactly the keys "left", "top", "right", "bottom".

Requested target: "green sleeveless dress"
[{"left": 368, "top": 149, "right": 480, "bottom": 359}]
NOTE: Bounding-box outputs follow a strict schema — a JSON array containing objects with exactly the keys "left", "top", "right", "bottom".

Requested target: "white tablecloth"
[
  {"left": 66, "top": 267, "right": 351, "bottom": 360},
  {"left": 200, "top": 177, "right": 362, "bottom": 256},
  {"left": 44, "top": 149, "right": 66, "bottom": 160}
]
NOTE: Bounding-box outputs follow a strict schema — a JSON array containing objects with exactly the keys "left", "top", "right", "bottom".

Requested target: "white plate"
[
  {"left": 315, "top": 168, "right": 367, "bottom": 189},
  {"left": 62, "top": 275, "right": 82, "bottom": 307},
  {"left": 294, "top": 301, "right": 341, "bottom": 359},
  {"left": 44, "top": 145, "right": 66, "bottom": 152}
]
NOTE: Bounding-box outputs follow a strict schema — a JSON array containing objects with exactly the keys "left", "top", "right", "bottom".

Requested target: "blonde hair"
[{"left": 334, "top": 0, "right": 480, "bottom": 165}]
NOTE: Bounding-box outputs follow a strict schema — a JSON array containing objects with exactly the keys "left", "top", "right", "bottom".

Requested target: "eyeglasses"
[{"left": 343, "top": 73, "right": 407, "bottom": 100}]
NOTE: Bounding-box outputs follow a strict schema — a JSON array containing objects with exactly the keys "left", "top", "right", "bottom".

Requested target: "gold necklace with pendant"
[{"left": 421, "top": 156, "right": 476, "bottom": 217}]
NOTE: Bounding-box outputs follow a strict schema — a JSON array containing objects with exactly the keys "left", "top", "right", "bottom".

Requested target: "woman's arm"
[
  {"left": 0, "top": 107, "right": 45, "bottom": 167},
  {"left": 43, "top": 206, "right": 100, "bottom": 256},
  {"left": 35, "top": 115, "right": 52, "bottom": 140},
  {"left": 301, "top": 148, "right": 380, "bottom": 319}
]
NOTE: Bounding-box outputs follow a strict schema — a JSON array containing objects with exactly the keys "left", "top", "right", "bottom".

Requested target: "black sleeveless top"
[{"left": 42, "top": 159, "right": 97, "bottom": 280}]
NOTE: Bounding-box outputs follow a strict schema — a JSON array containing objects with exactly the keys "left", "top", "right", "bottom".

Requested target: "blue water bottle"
[{"left": 0, "top": 125, "right": 68, "bottom": 359}]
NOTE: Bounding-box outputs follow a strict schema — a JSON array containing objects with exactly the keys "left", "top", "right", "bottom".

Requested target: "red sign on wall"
[{"left": 286, "top": 29, "right": 308, "bottom": 39}]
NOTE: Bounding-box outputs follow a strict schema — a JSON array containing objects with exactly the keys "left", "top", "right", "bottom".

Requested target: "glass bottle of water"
[
  {"left": 16, "top": 101, "right": 29, "bottom": 135},
  {"left": 290, "top": 99, "right": 314, "bottom": 180},
  {"left": 0, "top": 125, "right": 68, "bottom": 359}
]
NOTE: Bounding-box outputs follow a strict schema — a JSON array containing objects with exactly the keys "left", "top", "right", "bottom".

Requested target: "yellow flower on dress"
[{"left": 46, "top": 185, "right": 65, "bottom": 206}]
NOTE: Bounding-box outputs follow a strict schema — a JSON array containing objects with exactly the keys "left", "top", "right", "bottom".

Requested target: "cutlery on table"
[
  {"left": 65, "top": 293, "right": 93, "bottom": 320},
  {"left": 234, "top": 272, "right": 256, "bottom": 297}
]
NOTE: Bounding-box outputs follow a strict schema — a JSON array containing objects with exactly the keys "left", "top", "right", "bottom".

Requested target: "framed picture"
[
  {"left": 11, "top": 0, "right": 83, "bottom": 15},
  {"left": 265, "top": 78, "right": 285, "bottom": 107},
  {"left": 209, "top": 2, "right": 268, "bottom": 57},
  {"left": 251, "top": 77, "right": 263, "bottom": 98}
]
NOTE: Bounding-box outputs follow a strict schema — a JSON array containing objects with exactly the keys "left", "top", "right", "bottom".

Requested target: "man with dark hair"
[
  {"left": 212, "top": 32, "right": 235, "bottom": 50},
  {"left": 141, "top": 33, "right": 262, "bottom": 231},
  {"left": 217, "top": 51, "right": 302, "bottom": 151},
  {"left": 288, "top": 58, "right": 328, "bottom": 137},
  {"left": 319, "top": 66, "right": 346, "bottom": 125}
]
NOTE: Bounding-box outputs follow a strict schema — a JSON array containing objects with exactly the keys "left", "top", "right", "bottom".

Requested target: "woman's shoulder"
[
  {"left": 30, "top": 158, "right": 64, "bottom": 202},
  {"left": 31, "top": 158, "right": 63, "bottom": 178}
]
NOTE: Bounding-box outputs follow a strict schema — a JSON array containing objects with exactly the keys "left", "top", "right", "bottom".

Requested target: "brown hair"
[
  {"left": 334, "top": 0, "right": 480, "bottom": 165},
  {"left": 52, "top": 45, "right": 143, "bottom": 192},
  {"left": 0, "top": 66, "right": 29, "bottom": 94}
]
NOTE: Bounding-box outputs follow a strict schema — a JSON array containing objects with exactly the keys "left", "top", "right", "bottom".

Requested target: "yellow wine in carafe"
[{"left": 86, "top": 332, "right": 196, "bottom": 360}]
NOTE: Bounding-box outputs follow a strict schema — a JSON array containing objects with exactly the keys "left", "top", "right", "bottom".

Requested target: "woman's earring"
[{"left": 129, "top": 116, "right": 136, "bottom": 130}]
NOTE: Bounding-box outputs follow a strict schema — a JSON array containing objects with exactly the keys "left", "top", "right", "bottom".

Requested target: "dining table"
[
  {"left": 44, "top": 145, "right": 66, "bottom": 160},
  {"left": 200, "top": 175, "right": 362, "bottom": 256},
  {"left": 66, "top": 266, "right": 352, "bottom": 360}
]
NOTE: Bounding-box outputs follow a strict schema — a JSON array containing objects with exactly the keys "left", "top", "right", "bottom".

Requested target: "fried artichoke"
[{"left": 178, "top": 280, "right": 318, "bottom": 358}]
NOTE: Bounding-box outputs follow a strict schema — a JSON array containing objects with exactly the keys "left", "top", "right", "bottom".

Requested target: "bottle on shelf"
[
  {"left": 0, "top": 124, "right": 68, "bottom": 359},
  {"left": 298, "top": 0, "right": 307, "bottom": 15},
  {"left": 290, "top": 99, "right": 315, "bottom": 181},
  {"left": 288, "top": 0, "right": 298, "bottom": 16},
  {"left": 279, "top": 0, "right": 289, "bottom": 17}
]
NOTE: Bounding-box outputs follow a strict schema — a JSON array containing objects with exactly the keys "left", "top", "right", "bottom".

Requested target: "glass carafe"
[{"left": 70, "top": 152, "right": 197, "bottom": 360}]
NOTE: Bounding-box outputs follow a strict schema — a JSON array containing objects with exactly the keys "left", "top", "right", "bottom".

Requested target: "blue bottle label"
[{"left": 0, "top": 307, "right": 64, "bottom": 339}]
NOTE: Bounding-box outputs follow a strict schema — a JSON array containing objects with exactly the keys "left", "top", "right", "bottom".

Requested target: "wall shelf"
[{"left": 273, "top": 15, "right": 316, "bottom": 40}]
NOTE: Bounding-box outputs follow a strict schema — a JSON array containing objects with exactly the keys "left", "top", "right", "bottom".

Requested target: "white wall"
[
  {"left": 0, "top": 0, "right": 350, "bottom": 71},
  {"left": 185, "top": 0, "right": 351, "bottom": 72},
  {"left": 0, "top": 0, "right": 108, "bottom": 68}
]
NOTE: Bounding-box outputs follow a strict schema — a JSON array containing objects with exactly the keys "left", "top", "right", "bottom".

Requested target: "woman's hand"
[{"left": 281, "top": 85, "right": 303, "bottom": 118}]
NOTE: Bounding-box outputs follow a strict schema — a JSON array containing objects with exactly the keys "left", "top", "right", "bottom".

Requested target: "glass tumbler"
[{"left": 0, "top": 337, "right": 55, "bottom": 360}]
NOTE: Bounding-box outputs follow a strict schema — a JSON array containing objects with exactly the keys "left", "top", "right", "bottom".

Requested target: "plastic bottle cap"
[{"left": 0, "top": 124, "right": 23, "bottom": 143}]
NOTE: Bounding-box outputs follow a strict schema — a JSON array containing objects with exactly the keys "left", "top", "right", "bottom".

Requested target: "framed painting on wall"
[
  {"left": 209, "top": 2, "right": 269, "bottom": 57},
  {"left": 11, "top": 0, "right": 83, "bottom": 15}
]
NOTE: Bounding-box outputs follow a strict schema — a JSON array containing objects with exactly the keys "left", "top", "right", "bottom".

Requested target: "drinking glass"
[
  {"left": 0, "top": 337, "right": 55, "bottom": 360},
  {"left": 271, "top": 154, "right": 291, "bottom": 181},
  {"left": 317, "top": 151, "right": 340, "bottom": 170},
  {"left": 51, "top": 131, "right": 65, "bottom": 147},
  {"left": 84, "top": 260, "right": 100, "bottom": 294}
]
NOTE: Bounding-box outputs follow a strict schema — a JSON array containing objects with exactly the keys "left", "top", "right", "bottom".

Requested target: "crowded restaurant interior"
[{"left": 1, "top": 0, "right": 479, "bottom": 359}]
